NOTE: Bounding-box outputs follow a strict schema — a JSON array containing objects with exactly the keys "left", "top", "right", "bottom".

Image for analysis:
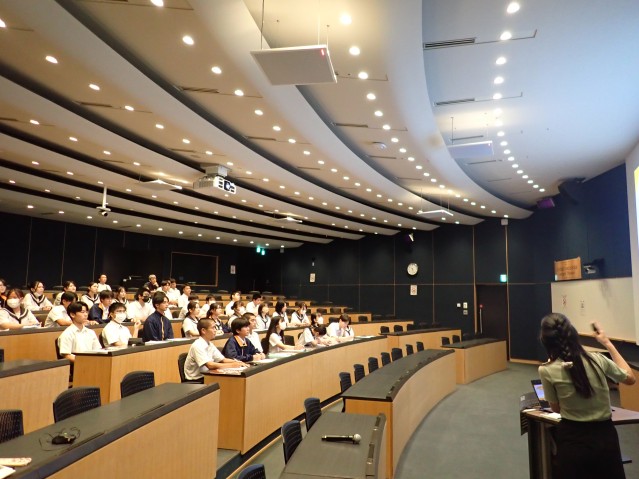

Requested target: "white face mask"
[
  {"left": 280, "top": 322, "right": 287, "bottom": 330},
  {"left": 7, "top": 298, "right": 20, "bottom": 309},
  {"left": 317, "top": 316, "right": 324, "bottom": 324},
  {"left": 114, "top": 312, "right": 127, "bottom": 323}
]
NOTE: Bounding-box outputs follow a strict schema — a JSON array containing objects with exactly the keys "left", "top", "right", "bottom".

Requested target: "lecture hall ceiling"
[{"left": 0, "top": 0, "right": 637, "bottom": 248}]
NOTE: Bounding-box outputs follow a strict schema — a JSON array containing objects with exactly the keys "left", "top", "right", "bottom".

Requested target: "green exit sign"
[{"left": 499, "top": 274, "right": 508, "bottom": 283}]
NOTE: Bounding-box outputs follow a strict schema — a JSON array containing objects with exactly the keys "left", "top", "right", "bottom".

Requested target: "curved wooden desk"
[
  {"left": 384, "top": 327, "right": 462, "bottom": 350},
  {"left": 0, "top": 359, "right": 70, "bottom": 432},
  {"left": 619, "top": 361, "right": 639, "bottom": 410},
  {"left": 342, "top": 349, "right": 457, "bottom": 479},
  {"left": 204, "top": 336, "right": 387, "bottom": 454},
  {"left": 444, "top": 338, "right": 507, "bottom": 384}
]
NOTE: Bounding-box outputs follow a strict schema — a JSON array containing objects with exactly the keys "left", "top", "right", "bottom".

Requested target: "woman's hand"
[{"left": 592, "top": 321, "right": 611, "bottom": 346}]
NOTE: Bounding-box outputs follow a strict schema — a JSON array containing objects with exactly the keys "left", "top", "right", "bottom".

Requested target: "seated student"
[
  {"left": 44, "top": 291, "right": 76, "bottom": 327},
  {"left": 144, "top": 274, "right": 159, "bottom": 292},
  {"left": 0, "top": 288, "right": 40, "bottom": 331},
  {"left": 58, "top": 302, "right": 101, "bottom": 362},
  {"left": 264, "top": 316, "right": 303, "bottom": 354},
  {"left": 272, "top": 301, "right": 289, "bottom": 325},
  {"left": 0, "top": 278, "right": 7, "bottom": 309},
  {"left": 327, "top": 314, "right": 355, "bottom": 342},
  {"left": 184, "top": 319, "right": 246, "bottom": 381},
  {"left": 167, "top": 278, "right": 181, "bottom": 304},
  {"left": 160, "top": 280, "right": 178, "bottom": 306},
  {"left": 113, "top": 286, "right": 129, "bottom": 307},
  {"left": 290, "top": 302, "right": 310, "bottom": 326},
  {"left": 96, "top": 274, "right": 111, "bottom": 292},
  {"left": 223, "top": 316, "right": 266, "bottom": 362},
  {"left": 80, "top": 282, "right": 100, "bottom": 309},
  {"left": 256, "top": 303, "right": 271, "bottom": 330},
  {"left": 22, "top": 280, "right": 53, "bottom": 311},
  {"left": 227, "top": 301, "right": 244, "bottom": 330},
  {"left": 141, "top": 292, "right": 174, "bottom": 341},
  {"left": 225, "top": 291, "right": 242, "bottom": 316},
  {"left": 206, "top": 303, "right": 229, "bottom": 335},
  {"left": 178, "top": 284, "right": 192, "bottom": 309},
  {"left": 178, "top": 293, "right": 199, "bottom": 319},
  {"left": 297, "top": 314, "right": 335, "bottom": 347},
  {"left": 245, "top": 313, "right": 264, "bottom": 354},
  {"left": 245, "top": 293, "right": 262, "bottom": 315},
  {"left": 102, "top": 302, "right": 140, "bottom": 347},
  {"left": 182, "top": 301, "right": 201, "bottom": 338},
  {"left": 88, "top": 290, "right": 113, "bottom": 324},
  {"left": 127, "top": 287, "right": 154, "bottom": 323},
  {"left": 53, "top": 280, "right": 77, "bottom": 306},
  {"left": 199, "top": 294, "right": 217, "bottom": 319}
]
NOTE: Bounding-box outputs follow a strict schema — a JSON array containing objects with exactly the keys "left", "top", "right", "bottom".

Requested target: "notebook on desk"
[{"left": 531, "top": 379, "right": 550, "bottom": 409}]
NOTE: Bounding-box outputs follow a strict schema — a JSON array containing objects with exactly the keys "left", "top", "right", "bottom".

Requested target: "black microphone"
[{"left": 321, "top": 434, "right": 361, "bottom": 444}]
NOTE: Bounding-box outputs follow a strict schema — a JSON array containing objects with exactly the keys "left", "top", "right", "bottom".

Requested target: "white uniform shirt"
[
  {"left": 245, "top": 301, "right": 259, "bottom": 315},
  {"left": 44, "top": 305, "right": 70, "bottom": 327},
  {"left": 22, "top": 293, "right": 52, "bottom": 311},
  {"left": 127, "top": 301, "right": 154, "bottom": 322},
  {"left": 184, "top": 337, "right": 225, "bottom": 380},
  {"left": 182, "top": 316, "right": 199, "bottom": 337},
  {"left": 0, "top": 307, "right": 40, "bottom": 330},
  {"left": 225, "top": 302, "right": 245, "bottom": 317},
  {"left": 272, "top": 312, "right": 289, "bottom": 325},
  {"left": 248, "top": 331, "right": 263, "bottom": 352},
  {"left": 255, "top": 315, "right": 270, "bottom": 330},
  {"left": 58, "top": 324, "right": 101, "bottom": 355},
  {"left": 102, "top": 321, "right": 131, "bottom": 346},
  {"left": 290, "top": 311, "right": 308, "bottom": 326},
  {"left": 178, "top": 294, "right": 190, "bottom": 309},
  {"left": 96, "top": 283, "right": 112, "bottom": 292},
  {"left": 269, "top": 332, "right": 285, "bottom": 352},
  {"left": 297, "top": 328, "right": 314, "bottom": 346},
  {"left": 327, "top": 322, "right": 354, "bottom": 338},
  {"left": 80, "top": 294, "right": 99, "bottom": 309},
  {"left": 167, "top": 288, "right": 181, "bottom": 303}
]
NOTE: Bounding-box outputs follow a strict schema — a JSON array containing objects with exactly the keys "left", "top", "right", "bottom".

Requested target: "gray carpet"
[{"left": 228, "top": 363, "right": 639, "bottom": 478}]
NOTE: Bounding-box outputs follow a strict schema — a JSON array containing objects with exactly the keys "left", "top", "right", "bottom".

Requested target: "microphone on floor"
[{"left": 321, "top": 434, "right": 361, "bottom": 444}]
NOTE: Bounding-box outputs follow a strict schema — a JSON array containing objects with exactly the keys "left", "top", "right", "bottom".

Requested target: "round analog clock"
[{"left": 407, "top": 262, "right": 419, "bottom": 276}]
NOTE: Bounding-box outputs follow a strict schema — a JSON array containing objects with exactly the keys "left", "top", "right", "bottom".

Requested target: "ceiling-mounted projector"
[
  {"left": 193, "top": 165, "right": 236, "bottom": 194},
  {"left": 251, "top": 45, "right": 337, "bottom": 85}
]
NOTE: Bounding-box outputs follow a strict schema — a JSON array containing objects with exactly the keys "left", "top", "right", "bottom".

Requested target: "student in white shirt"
[
  {"left": 167, "top": 278, "right": 181, "bottom": 304},
  {"left": 245, "top": 293, "right": 262, "bottom": 315},
  {"left": 256, "top": 303, "right": 271, "bottom": 330},
  {"left": 290, "top": 302, "right": 310, "bottom": 326},
  {"left": 327, "top": 314, "right": 355, "bottom": 342},
  {"left": 113, "top": 286, "right": 129, "bottom": 307},
  {"left": 102, "top": 302, "right": 140, "bottom": 347},
  {"left": 225, "top": 291, "right": 242, "bottom": 316},
  {"left": 205, "top": 303, "right": 229, "bottom": 335},
  {"left": 96, "top": 274, "right": 111, "bottom": 292},
  {"left": 297, "top": 314, "right": 335, "bottom": 347},
  {"left": 182, "top": 301, "right": 201, "bottom": 338},
  {"left": 272, "top": 301, "right": 289, "bottom": 325},
  {"left": 57, "top": 302, "right": 101, "bottom": 362},
  {"left": 22, "top": 280, "right": 53, "bottom": 311},
  {"left": 183, "top": 319, "right": 246, "bottom": 381},
  {"left": 178, "top": 284, "right": 192, "bottom": 309},
  {"left": 178, "top": 294, "right": 199, "bottom": 319},
  {"left": 0, "top": 288, "right": 40, "bottom": 331},
  {"left": 45, "top": 291, "right": 76, "bottom": 327},
  {"left": 80, "top": 282, "right": 100, "bottom": 309},
  {"left": 53, "top": 280, "right": 77, "bottom": 306},
  {"left": 264, "top": 316, "right": 303, "bottom": 354},
  {"left": 198, "top": 294, "right": 217, "bottom": 318},
  {"left": 127, "top": 287, "right": 154, "bottom": 323},
  {"left": 245, "top": 313, "right": 264, "bottom": 353},
  {"left": 160, "top": 280, "right": 178, "bottom": 306},
  {"left": 227, "top": 301, "right": 244, "bottom": 330}
]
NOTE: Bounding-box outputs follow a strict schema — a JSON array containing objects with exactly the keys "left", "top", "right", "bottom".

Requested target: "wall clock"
[{"left": 407, "top": 263, "right": 418, "bottom": 276}]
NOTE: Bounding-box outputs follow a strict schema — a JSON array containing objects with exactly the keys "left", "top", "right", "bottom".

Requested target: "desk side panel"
[
  {"left": 462, "top": 340, "right": 507, "bottom": 384},
  {"left": 207, "top": 374, "right": 246, "bottom": 451}
]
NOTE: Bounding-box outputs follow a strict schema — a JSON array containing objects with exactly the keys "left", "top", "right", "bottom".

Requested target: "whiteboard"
[{"left": 550, "top": 277, "right": 636, "bottom": 342}]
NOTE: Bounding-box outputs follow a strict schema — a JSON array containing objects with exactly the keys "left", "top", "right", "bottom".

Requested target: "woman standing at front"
[{"left": 538, "top": 313, "right": 635, "bottom": 479}]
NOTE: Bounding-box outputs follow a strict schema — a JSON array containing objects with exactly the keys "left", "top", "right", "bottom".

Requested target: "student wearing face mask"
[
  {"left": 22, "top": 280, "right": 53, "bottom": 311},
  {"left": 102, "top": 302, "right": 140, "bottom": 347},
  {"left": 0, "top": 288, "right": 40, "bottom": 331},
  {"left": 264, "top": 316, "right": 303, "bottom": 354},
  {"left": 126, "top": 287, "right": 153, "bottom": 323},
  {"left": 272, "top": 301, "right": 289, "bottom": 325}
]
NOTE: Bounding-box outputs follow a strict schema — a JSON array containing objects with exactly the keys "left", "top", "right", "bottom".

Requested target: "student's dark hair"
[
  {"left": 188, "top": 294, "right": 198, "bottom": 301},
  {"left": 540, "top": 313, "right": 603, "bottom": 398},
  {"left": 187, "top": 301, "right": 199, "bottom": 314},
  {"left": 339, "top": 314, "right": 351, "bottom": 325},
  {"left": 108, "top": 302, "right": 126, "bottom": 314},
  {"left": 275, "top": 301, "right": 286, "bottom": 315},
  {"left": 205, "top": 294, "right": 216, "bottom": 302},
  {"left": 264, "top": 315, "right": 285, "bottom": 354},
  {"left": 60, "top": 291, "right": 76, "bottom": 304},
  {"left": 242, "top": 312, "right": 256, "bottom": 321},
  {"left": 116, "top": 286, "right": 126, "bottom": 295},
  {"left": 87, "top": 282, "right": 98, "bottom": 291},
  {"left": 29, "top": 280, "right": 44, "bottom": 291},
  {"left": 136, "top": 287, "right": 150, "bottom": 300},
  {"left": 257, "top": 303, "right": 269, "bottom": 317},
  {"left": 313, "top": 325, "right": 327, "bottom": 336},
  {"left": 296, "top": 301, "right": 306, "bottom": 309},
  {"left": 182, "top": 284, "right": 192, "bottom": 292},
  {"left": 252, "top": 293, "right": 262, "bottom": 301},
  {"left": 310, "top": 313, "right": 318, "bottom": 327},
  {"left": 169, "top": 278, "right": 176, "bottom": 284},
  {"left": 99, "top": 290, "right": 113, "bottom": 301},
  {"left": 197, "top": 318, "right": 213, "bottom": 335},
  {"left": 230, "top": 290, "right": 241, "bottom": 299},
  {"left": 231, "top": 317, "right": 250, "bottom": 334},
  {"left": 68, "top": 301, "right": 87, "bottom": 316},
  {"left": 63, "top": 280, "right": 76, "bottom": 290},
  {"left": 161, "top": 280, "right": 171, "bottom": 287},
  {"left": 6, "top": 288, "right": 24, "bottom": 299},
  {"left": 152, "top": 291, "right": 167, "bottom": 308},
  {"left": 0, "top": 278, "right": 6, "bottom": 287}
]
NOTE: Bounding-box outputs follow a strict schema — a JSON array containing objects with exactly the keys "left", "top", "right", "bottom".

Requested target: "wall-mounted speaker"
[
  {"left": 536, "top": 197, "right": 555, "bottom": 209},
  {"left": 558, "top": 179, "right": 584, "bottom": 204}
]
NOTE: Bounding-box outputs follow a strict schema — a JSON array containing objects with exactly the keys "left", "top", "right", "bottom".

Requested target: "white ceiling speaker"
[
  {"left": 251, "top": 45, "right": 337, "bottom": 85},
  {"left": 140, "top": 179, "right": 182, "bottom": 191},
  {"left": 372, "top": 142, "right": 387, "bottom": 150},
  {"left": 447, "top": 140, "right": 493, "bottom": 159}
]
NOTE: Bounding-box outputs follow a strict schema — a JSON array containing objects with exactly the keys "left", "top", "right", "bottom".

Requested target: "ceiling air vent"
[
  {"left": 297, "top": 166, "right": 321, "bottom": 171},
  {"left": 245, "top": 136, "right": 277, "bottom": 142},
  {"left": 178, "top": 86, "right": 220, "bottom": 94},
  {"left": 423, "top": 37, "right": 476, "bottom": 50},
  {"left": 170, "top": 148, "right": 198, "bottom": 153},
  {"left": 77, "top": 101, "right": 115, "bottom": 109},
  {"left": 434, "top": 98, "right": 476, "bottom": 107},
  {"left": 368, "top": 155, "right": 396, "bottom": 160},
  {"left": 0, "top": 117, "right": 19, "bottom": 122},
  {"left": 332, "top": 122, "right": 369, "bottom": 128}
]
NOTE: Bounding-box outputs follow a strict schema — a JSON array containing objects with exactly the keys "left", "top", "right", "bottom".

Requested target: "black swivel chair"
[
  {"left": 368, "top": 356, "right": 379, "bottom": 373},
  {"left": 353, "top": 364, "right": 365, "bottom": 382},
  {"left": 304, "top": 397, "right": 322, "bottom": 432},
  {"left": 0, "top": 348, "right": 4, "bottom": 363},
  {"left": 452, "top": 334, "right": 461, "bottom": 343},
  {"left": 407, "top": 323, "right": 416, "bottom": 331},
  {"left": 391, "top": 348, "right": 403, "bottom": 361},
  {"left": 281, "top": 420, "right": 303, "bottom": 463},
  {"left": 53, "top": 387, "right": 101, "bottom": 423},
  {"left": 238, "top": 464, "right": 266, "bottom": 479},
  {"left": 406, "top": 344, "right": 414, "bottom": 355},
  {"left": 0, "top": 410, "right": 23, "bottom": 444},
  {"left": 358, "top": 315, "right": 368, "bottom": 322},
  {"left": 441, "top": 337, "right": 451, "bottom": 346},
  {"left": 120, "top": 371, "right": 155, "bottom": 398},
  {"left": 463, "top": 333, "right": 472, "bottom": 340},
  {"left": 393, "top": 325, "right": 404, "bottom": 332},
  {"left": 339, "top": 372, "right": 352, "bottom": 412},
  {"left": 416, "top": 341, "right": 425, "bottom": 352},
  {"left": 381, "top": 352, "right": 391, "bottom": 366},
  {"left": 178, "top": 353, "right": 203, "bottom": 384},
  {"left": 380, "top": 326, "right": 390, "bottom": 334}
]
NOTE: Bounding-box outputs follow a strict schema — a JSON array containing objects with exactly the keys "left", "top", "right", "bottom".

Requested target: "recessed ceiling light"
[
  {"left": 29, "top": 119, "right": 39, "bottom": 125},
  {"left": 263, "top": 178, "right": 269, "bottom": 182},
  {"left": 27, "top": 205, "right": 34, "bottom": 209},
  {"left": 124, "top": 105, "right": 134, "bottom": 111},
  {"left": 126, "top": 188, "right": 132, "bottom": 192},
  {"left": 288, "top": 138, "right": 296, "bottom": 144},
  {"left": 133, "top": 161, "right": 141, "bottom": 166},
  {"left": 182, "top": 138, "right": 190, "bottom": 144},
  {"left": 246, "top": 171, "right": 252, "bottom": 175},
  {"left": 158, "top": 227, "right": 163, "bottom": 231},
  {"left": 506, "top": 2, "right": 520, "bottom": 14},
  {"left": 31, "top": 161, "right": 39, "bottom": 165},
  {"left": 493, "top": 93, "right": 503, "bottom": 100},
  {"left": 471, "top": 202, "right": 476, "bottom": 206},
  {"left": 45, "top": 55, "right": 58, "bottom": 64},
  {"left": 45, "top": 188, "right": 50, "bottom": 192},
  {"left": 103, "top": 150, "right": 111, "bottom": 155},
  {"left": 340, "top": 13, "right": 352, "bottom": 25},
  {"left": 540, "top": 188, "right": 546, "bottom": 193},
  {"left": 69, "top": 136, "right": 78, "bottom": 142},
  {"left": 500, "top": 141, "right": 508, "bottom": 146},
  {"left": 388, "top": 199, "right": 393, "bottom": 203},
  {"left": 366, "top": 93, "right": 376, "bottom": 100},
  {"left": 431, "top": 178, "right": 437, "bottom": 183},
  {"left": 233, "top": 239, "right": 238, "bottom": 242},
  {"left": 504, "top": 149, "right": 511, "bottom": 154},
  {"left": 439, "top": 184, "right": 445, "bottom": 189},
  {"left": 358, "top": 71, "right": 369, "bottom": 80},
  {"left": 508, "top": 156, "right": 514, "bottom": 161},
  {"left": 480, "top": 205, "right": 486, "bottom": 209},
  {"left": 211, "top": 66, "right": 222, "bottom": 74},
  {"left": 517, "top": 170, "right": 523, "bottom": 174},
  {"left": 272, "top": 125, "right": 281, "bottom": 131},
  {"left": 527, "top": 180, "right": 533, "bottom": 184},
  {"left": 523, "top": 175, "right": 529, "bottom": 179},
  {"left": 197, "top": 233, "right": 202, "bottom": 237},
  {"left": 494, "top": 76, "right": 504, "bottom": 85},
  {"left": 113, "top": 220, "right": 118, "bottom": 224},
  {"left": 66, "top": 171, "right": 74, "bottom": 175},
  {"left": 309, "top": 196, "right": 314, "bottom": 200},
  {"left": 254, "top": 109, "right": 263, "bottom": 116},
  {"left": 512, "top": 164, "right": 519, "bottom": 168},
  {"left": 463, "top": 198, "right": 469, "bottom": 202},
  {"left": 178, "top": 231, "right": 183, "bottom": 235},
  {"left": 152, "top": 194, "right": 157, "bottom": 198},
  {"left": 303, "top": 150, "right": 310, "bottom": 156},
  {"left": 182, "top": 35, "right": 194, "bottom": 45},
  {"left": 234, "top": 89, "right": 244, "bottom": 96},
  {"left": 318, "top": 160, "right": 325, "bottom": 165},
  {"left": 294, "top": 191, "right": 300, "bottom": 195},
  {"left": 497, "top": 131, "right": 505, "bottom": 137},
  {"left": 155, "top": 123, "right": 164, "bottom": 129},
  {"left": 226, "top": 161, "right": 233, "bottom": 166},
  {"left": 173, "top": 201, "right": 179, "bottom": 205},
  {"left": 58, "top": 210, "right": 64, "bottom": 214},
  {"left": 374, "top": 110, "right": 383, "bottom": 117},
  {"left": 382, "top": 124, "right": 391, "bottom": 130},
  {"left": 496, "top": 56, "right": 507, "bottom": 66},
  {"left": 354, "top": 182, "right": 360, "bottom": 186},
  {"left": 533, "top": 184, "right": 539, "bottom": 189},
  {"left": 366, "top": 188, "right": 372, "bottom": 192},
  {"left": 343, "top": 176, "right": 349, "bottom": 180},
  {"left": 330, "top": 168, "right": 337, "bottom": 173},
  {"left": 335, "top": 206, "right": 340, "bottom": 210},
  {"left": 391, "top": 137, "right": 399, "bottom": 143},
  {"left": 500, "top": 31, "right": 512, "bottom": 41},
  {"left": 349, "top": 46, "right": 360, "bottom": 56},
  {"left": 376, "top": 194, "right": 382, "bottom": 198},
  {"left": 407, "top": 156, "right": 415, "bottom": 162},
  {"left": 399, "top": 148, "right": 407, "bottom": 153},
  {"left": 151, "top": 0, "right": 164, "bottom": 6},
  {"left": 416, "top": 165, "right": 423, "bottom": 170},
  {"left": 0, "top": 18, "right": 5, "bottom": 28},
  {"left": 279, "top": 185, "right": 285, "bottom": 189}
]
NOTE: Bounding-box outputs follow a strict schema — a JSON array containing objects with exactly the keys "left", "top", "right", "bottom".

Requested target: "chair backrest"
[
  {"left": 358, "top": 315, "right": 368, "bottom": 322},
  {"left": 304, "top": 397, "right": 321, "bottom": 432},
  {"left": 178, "top": 353, "right": 188, "bottom": 382},
  {"left": 416, "top": 341, "right": 425, "bottom": 352},
  {"left": 353, "top": 364, "right": 365, "bottom": 382},
  {"left": 0, "top": 348, "right": 3, "bottom": 363},
  {"left": 368, "top": 357, "right": 379, "bottom": 374},
  {"left": 393, "top": 325, "right": 403, "bottom": 332},
  {"left": 283, "top": 335, "right": 295, "bottom": 346},
  {"left": 328, "top": 316, "right": 339, "bottom": 323},
  {"left": 407, "top": 323, "right": 415, "bottom": 331},
  {"left": 391, "top": 347, "right": 403, "bottom": 361},
  {"left": 380, "top": 326, "right": 390, "bottom": 334},
  {"left": 54, "top": 338, "right": 63, "bottom": 360},
  {"left": 238, "top": 464, "right": 266, "bottom": 479},
  {"left": 0, "top": 410, "right": 23, "bottom": 444},
  {"left": 406, "top": 344, "right": 414, "bottom": 355},
  {"left": 441, "top": 336, "right": 451, "bottom": 346},
  {"left": 317, "top": 308, "right": 327, "bottom": 314},
  {"left": 180, "top": 328, "right": 186, "bottom": 338},
  {"left": 452, "top": 334, "right": 461, "bottom": 343},
  {"left": 120, "top": 371, "right": 155, "bottom": 398},
  {"left": 53, "top": 387, "right": 101, "bottom": 422},
  {"left": 261, "top": 337, "right": 269, "bottom": 353},
  {"left": 281, "top": 420, "right": 303, "bottom": 463},
  {"left": 380, "top": 352, "right": 391, "bottom": 366},
  {"left": 339, "top": 372, "right": 352, "bottom": 393}
]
